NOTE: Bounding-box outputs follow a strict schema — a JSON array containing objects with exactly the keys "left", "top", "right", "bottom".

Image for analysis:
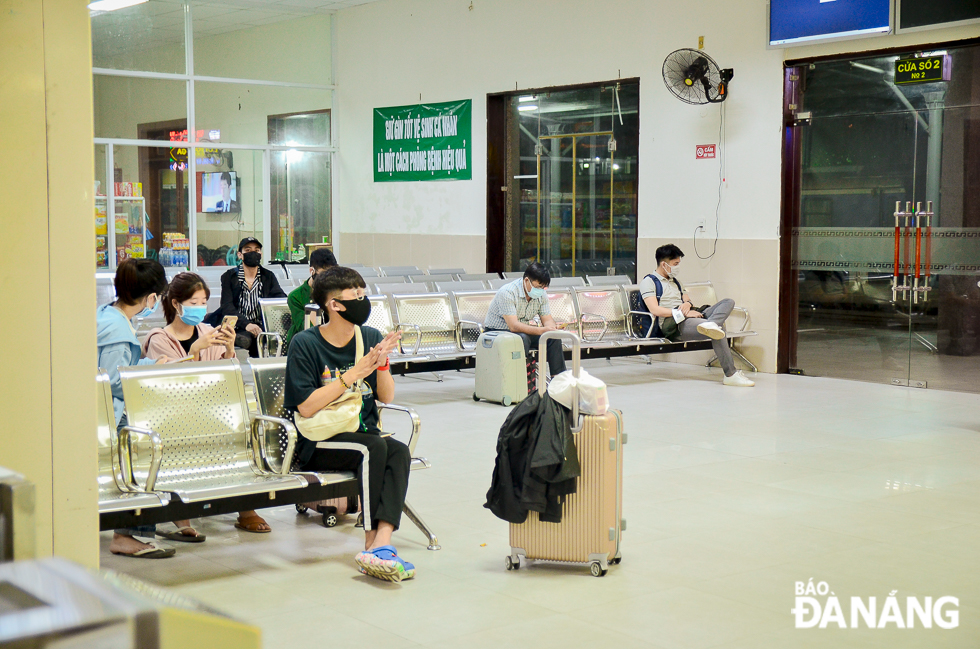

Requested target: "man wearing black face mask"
[
  {"left": 283, "top": 266, "right": 413, "bottom": 582},
  {"left": 215, "top": 237, "right": 287, "bottom": 357}
]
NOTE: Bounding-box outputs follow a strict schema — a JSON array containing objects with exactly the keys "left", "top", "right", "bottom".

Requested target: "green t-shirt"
[
  {"left": 285, "top": 281, "right": 313, "bottom": 345},
  {"left": 283, "top": 325, "right": 384, "bottom": 466}
]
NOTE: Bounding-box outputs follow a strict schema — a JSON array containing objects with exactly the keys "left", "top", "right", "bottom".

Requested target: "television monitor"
[
  {"left": 899, "top": 0, "right": 980, "bottom": 31},
  {"left": 769, "top": 0, "right": 891, "bottom": 46},
  {"left": 200, "top": 171, "right": 239, "bottom": 213}
]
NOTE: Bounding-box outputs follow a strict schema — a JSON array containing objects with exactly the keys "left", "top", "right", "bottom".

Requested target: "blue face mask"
[
  {"left": 178, "top": 305, "right": 207, "bottom": 326},
  {"left": 526, "top": 282, "right": 546, "bottom": 299},
  {"left": 135, "top": 295, "right": 159, "bottom": 319}
]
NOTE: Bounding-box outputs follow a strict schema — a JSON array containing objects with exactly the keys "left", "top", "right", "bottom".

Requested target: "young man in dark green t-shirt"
[
  {"left": 283, "top": 266, "right": 413, "bottom": 582},
  {"left": 285, "top": 247, "right": 337, "bottom": 345}
]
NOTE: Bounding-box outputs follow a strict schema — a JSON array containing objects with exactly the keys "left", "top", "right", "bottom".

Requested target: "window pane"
[
  {"left": 270, "top": 151, "right": 331, "bottom": 261},
  {"left": 94, "top": 144, "right": 109, "bottom": 269},
  {"left": 94, "top": 76, "right": 188, "bottom": 141},
  {"left": 196, "top": 149, "right": 263, "bottom": 267},
  {"left": 195, "top": 82, "right": 330, "bottom": 145},
  {"left": 91, "top": 0, "right": 186, "bottom": 74},
  {"left": 193, "top": 7, "right": 331, "bottom": 85}
]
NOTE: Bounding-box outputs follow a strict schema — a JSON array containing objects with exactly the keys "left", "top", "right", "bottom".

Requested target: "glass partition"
[
  {"left": 91, "top": 0, "right": 186, "bottom": 74},
  {"left": 506, "top": 82, "right": 638, "bottom": 279}
]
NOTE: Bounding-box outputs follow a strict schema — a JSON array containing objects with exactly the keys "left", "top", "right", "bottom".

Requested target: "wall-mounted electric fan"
[{"left": 662, "top": 48, "right": 734, "bottom": 104}]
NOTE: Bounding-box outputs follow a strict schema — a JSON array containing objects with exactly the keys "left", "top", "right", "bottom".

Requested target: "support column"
[{"left": 0, "top": 0, "right": 98, "bottom": 568}]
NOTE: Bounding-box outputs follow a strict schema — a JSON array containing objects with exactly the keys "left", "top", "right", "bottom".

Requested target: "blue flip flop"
[{"left": 355, "top": 545, "right": 415, "bottom": 582}]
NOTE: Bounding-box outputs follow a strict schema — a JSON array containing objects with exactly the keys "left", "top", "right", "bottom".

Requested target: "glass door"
[
  {"left": 535, "top": 132, "right": 615, "bottom": 277},
  {"left": 788, "top": 46, "right": 980, "bottom": 393},
  {"left": 506, "top": 83, "right": 639, "bottom": 280}
]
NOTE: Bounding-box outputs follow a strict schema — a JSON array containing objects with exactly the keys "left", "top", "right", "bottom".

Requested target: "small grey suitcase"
[{"left": 474, "top": 331, "right": 528, "bottom": 406}]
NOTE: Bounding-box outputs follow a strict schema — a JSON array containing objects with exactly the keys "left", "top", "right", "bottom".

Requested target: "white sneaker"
[
  {"left": 697, "top": 321, "right": 726, "bottom": 340},
  {"left": 723, "top": 370, "right": 755, "bottom": 387}
]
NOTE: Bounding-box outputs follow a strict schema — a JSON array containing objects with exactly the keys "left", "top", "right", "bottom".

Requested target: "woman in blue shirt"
[{"left": 96, "top": 258, "right": 173, "bottom": 558}]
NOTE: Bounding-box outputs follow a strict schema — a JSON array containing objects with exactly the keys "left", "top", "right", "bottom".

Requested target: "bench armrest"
[
  {"left": 454, "top": 319, "right": 484, "bottom": 350},
  {"left": 250, "top": 414, "right": 297, "bottom": 476},
  {"left": 257, "top": 332, "right": 284, "bottom": 358},
  {"left": 395, "top": 323, "right": 422, "bottom": 355},
  {"left": 118, "top": 425, "right": 163, "bottom": 493},
  {"left": 625, "top": 310, "right": 656, "bottom": 339},
  {"left": 730, "top": 306, "right": 750, "bottom": 333},
  {"left": 377, "top": 403, "right": 421, "bottom": 456},
  {"left": 578, "top": 312, "right": 609, "bottom": 343}
]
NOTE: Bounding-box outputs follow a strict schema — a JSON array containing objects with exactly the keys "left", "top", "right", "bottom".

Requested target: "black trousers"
[
  {"left": 301, "top": 432, "right": 410, "bottom": 532},
  {"left": 487, "top": 328, "right": 567, "bottom": 376},
  {"left": 234, "top": 331, "right": 260, "bottom": 358}
]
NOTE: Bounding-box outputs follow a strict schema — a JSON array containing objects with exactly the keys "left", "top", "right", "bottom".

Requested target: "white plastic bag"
[{"left": 547, "top": 368, "right": 609, "bottom": 415}]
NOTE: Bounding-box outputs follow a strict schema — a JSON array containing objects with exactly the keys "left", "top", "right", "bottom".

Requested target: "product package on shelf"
[
  {"left": 96, "top": 250, "right": 107, "bottom": 267},
  {"left": 113, "top": 182, "right": 143, "bottom": 197},
  {"left": 117, "top": 246, "right": 128, "bottom": 262}
]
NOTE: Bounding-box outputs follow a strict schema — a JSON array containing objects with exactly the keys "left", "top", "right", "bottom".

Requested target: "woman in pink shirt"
[{"left": 142, "top": 272, "right": 273, "bottom": 539}]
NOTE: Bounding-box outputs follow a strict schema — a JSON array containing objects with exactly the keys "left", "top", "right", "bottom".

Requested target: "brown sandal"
[{"left": 235, "top": 513, "right": 272, "bottom": 533}]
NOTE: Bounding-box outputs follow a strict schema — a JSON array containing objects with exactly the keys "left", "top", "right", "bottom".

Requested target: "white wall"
[{"left": 334, "top": 0, "right": 980, "bottom": 371}]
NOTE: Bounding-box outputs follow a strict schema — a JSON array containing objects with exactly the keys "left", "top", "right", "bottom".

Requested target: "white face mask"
[{"left": 662, "top": 263, "right": 678, "bottom": 278}]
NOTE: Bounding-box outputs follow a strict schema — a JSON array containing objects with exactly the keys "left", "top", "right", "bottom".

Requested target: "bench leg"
[
  {"left": 403, "top": 501, "right": 441, "bottom": 550},
  {"left": 732, "top": 349, "right": 758, "bottom": 373}
]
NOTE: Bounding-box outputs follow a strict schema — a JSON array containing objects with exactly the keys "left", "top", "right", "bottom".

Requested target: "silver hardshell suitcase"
[{"left": 474, "top": 331, "right": 528, "bottom": 406}]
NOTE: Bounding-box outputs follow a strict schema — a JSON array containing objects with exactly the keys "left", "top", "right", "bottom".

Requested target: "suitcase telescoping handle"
[{"left": 538, "top": 330, "right": 583, "bottom": 433}]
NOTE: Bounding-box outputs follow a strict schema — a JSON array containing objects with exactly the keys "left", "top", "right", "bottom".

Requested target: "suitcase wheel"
[
  {"left": 505, "top": 556, "right": 520, "bottom": 571},
  {"left": 355, "top": 513, "right": 364, "bottom": 528},
  {"left": 590, "top": 561, "right": 607, "bottom": 577},
  {"left": 295, "top": 504, "right": 309, "bottom": 514},
  {"left": 502, "top": 395, "right": 512, "bottom": 407},
  {"left": 472, "top": 393, "right": 479, "bottom": 402},
  {"left": 322, "top": 511, "right": 339, "bottom": 528},
  {"left": 610, "top": 557, "right": 622, "bottom": 565}
]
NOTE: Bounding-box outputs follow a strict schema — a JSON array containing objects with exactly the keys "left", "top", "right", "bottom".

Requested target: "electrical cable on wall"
[{"left": 695, "top": 101, "right": 726, "bottom": 259}]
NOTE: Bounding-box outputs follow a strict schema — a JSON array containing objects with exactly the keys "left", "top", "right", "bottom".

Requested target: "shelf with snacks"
[{"left": 95, "top": 182, "right": 147, "bottom": 269}]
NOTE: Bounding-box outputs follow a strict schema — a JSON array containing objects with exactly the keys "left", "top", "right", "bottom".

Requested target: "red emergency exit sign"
[{"left": 696, "top": 144, "right": 716, "bottom": 159}]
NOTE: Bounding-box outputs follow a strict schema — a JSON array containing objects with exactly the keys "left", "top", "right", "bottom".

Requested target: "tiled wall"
[
  {"left": 337, "top": 232, "right": 487, "bottom": 272},
  {"left": 637, "top": 237, "right": 780, "bottom": 374}
]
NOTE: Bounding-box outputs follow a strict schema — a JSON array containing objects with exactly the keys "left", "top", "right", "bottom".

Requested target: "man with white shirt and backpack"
[{"left": 639, "top": 244, "right": 754, "bottom": 387}]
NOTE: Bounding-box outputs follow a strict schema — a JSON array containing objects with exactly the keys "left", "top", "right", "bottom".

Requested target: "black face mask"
[
  {"left": 242, "top": 251, "right": 261, "bottom": 267},
  {"left": 333, "top": 297, "right": 371, "bottom": 326}
]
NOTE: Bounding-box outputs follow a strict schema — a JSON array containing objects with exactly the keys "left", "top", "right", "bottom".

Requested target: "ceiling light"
[
  {"left": 518, "top": 105, "right": 537, "bottom": 112},
  {"left": 518, "top": 95, "right": 536, "bottom": 102},
  {"left": 613, "top": 164, "right": 620, "bottom": 170},
  {"left": 88, "top": 0, "right": 148, "bottom": 13}
]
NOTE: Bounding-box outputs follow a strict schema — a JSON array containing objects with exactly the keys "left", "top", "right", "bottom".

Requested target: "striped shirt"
[
  {"left": 484, "top": 278, "right": 551, "bottom": 330},
  {"left": 238, "top": 265, "right": 263, "bottom": 323}
]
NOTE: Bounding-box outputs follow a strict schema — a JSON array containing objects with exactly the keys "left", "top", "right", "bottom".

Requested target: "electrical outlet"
[{"left": 698, "top": 218, "right": 706, "bottom": 230}]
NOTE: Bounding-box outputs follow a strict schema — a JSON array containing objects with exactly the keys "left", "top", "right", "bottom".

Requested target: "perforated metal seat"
[
  {"left": 391, "top": 292, "right": 469, "bottom": 358},
  {"left": 450, "top": 290, "right": 496, "bottom": 349},
  {"left": 572, "top": 287, "right": 630, "bottom": 345},
  {"left": 118, "top": 359, "right": 307, "bottom": 503},
  {"left": 259, "top": 298, "right": 292, "bottom": 357},
  {"left": 97, "top": 370, "right": 169, "bottom": 514},
  {"left": 248, "top": 357, "right": 439, "bottom": 549}
]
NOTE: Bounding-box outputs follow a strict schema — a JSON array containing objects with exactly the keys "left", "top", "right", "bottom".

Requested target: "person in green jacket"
[{"left": 285, "top": 247, "right": 337, "bottom": 345}]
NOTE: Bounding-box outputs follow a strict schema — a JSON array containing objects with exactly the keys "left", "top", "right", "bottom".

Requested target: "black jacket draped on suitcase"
[{"left": 485, "top": 391, "right": 581, "bottom": 523}]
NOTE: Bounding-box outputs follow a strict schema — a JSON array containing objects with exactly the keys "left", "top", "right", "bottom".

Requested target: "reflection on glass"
[
  {"left": 93, "top": 76, "right": 188, "bottom": 141},
  {"left": 790, "top": 43, "right": 980, "bottom": 393},
  {"left": 192, "top": 8, "right": 331, "bottom": 85},
  {"left": 507, "top": 83, "right": 638, "bottom": 280},
  {"left": 91, "top": 0, "right": 186, "bottom": 74},
  {"left": 194, "top": 82, "right": 331, "bottom": 145},
  {"left": 269, "top": 112, "right": 331, "bottom": 262},
  {"left": 196, "top": 149, "right": 262, "bottom": 267}
]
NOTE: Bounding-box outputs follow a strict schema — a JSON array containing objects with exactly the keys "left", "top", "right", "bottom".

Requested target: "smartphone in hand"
[{"left": 221, "top": 315, "right": 238, "bottom": 331}]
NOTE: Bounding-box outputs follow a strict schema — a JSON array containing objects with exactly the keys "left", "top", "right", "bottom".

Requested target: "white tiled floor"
[{"left": 100, "top": 360, "right": 980, "bottom": 648}]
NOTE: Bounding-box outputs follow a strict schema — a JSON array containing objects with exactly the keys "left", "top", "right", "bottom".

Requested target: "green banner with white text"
[{"left": 374, "top": 99, "right": 471, "bottom": 182}]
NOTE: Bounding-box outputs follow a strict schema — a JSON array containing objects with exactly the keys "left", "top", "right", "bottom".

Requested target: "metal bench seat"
[
  {"left": 259, "top": 297, "right": 292, "bottom": 357},
  {"left": 97, "top": 370, "right": 169, "bottom": 514},
  {"left": 118, "top": 359, "right": 307, "bottom": 503},
  {"left": 391, "top": 292, "right": 472, "bottom": 360},
  {"left": 248, "top": 357, "right": 438, "bottom": 549}
]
